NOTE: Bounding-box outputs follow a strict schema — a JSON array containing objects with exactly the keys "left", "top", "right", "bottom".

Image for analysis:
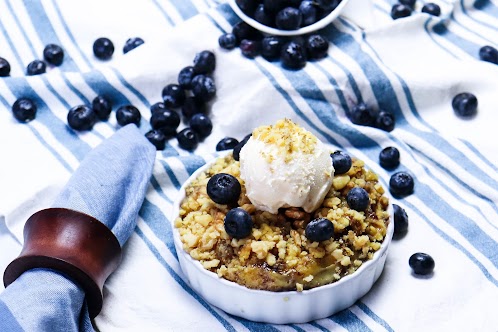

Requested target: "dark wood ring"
[{"left": 3, "top": 208, "right": 122, "bottom": 318}]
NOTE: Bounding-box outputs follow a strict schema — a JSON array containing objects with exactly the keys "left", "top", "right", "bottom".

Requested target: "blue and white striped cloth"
[{"left": 0, "top": 0, "right": 497, "bottom": 331}]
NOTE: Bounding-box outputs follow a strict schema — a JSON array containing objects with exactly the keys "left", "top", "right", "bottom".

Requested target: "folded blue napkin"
[{"left": 0, "top": 124, "right": 155, "bottom": 331}]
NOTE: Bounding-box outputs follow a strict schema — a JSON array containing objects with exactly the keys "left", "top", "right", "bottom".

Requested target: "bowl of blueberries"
[{"left": 229, "top": 0, "right": 351, "bottom": 36}]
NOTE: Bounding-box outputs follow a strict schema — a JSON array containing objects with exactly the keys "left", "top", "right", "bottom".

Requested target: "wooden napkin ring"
[{"left": 3, "top": 208, "right": 122, "bottom": 318}]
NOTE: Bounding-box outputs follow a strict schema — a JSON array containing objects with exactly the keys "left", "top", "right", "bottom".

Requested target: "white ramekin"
[
  {"left": 228, "top": 0, "right": 352, "bottom": 37},
  {"left": 170, "top": 153, "right": 394, "bottom": 324}
]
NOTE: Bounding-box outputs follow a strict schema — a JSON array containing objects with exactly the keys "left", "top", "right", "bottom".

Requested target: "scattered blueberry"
[
  {"left": 216, "top": 137, "right": 239, "bottom": 151},
  {"left": 281, "top": 41, "right": 307, "bottom": 69},
  {"left": 393, "top": 204, "right": 409, "bottom": 235},
  {"left": 0, "top": 57, "right": 11, "bottom": 77},
  {"left": 190, "top": 113, "right": 213, "bottom": 138},
  {"left": 331, "top": 150, "right": 352, "bottom": 174},
  {"left": 93, "top": 37, "right": 114, "bottom": 60},
  {"left": 421, "top": 3, "right": 441, "bottom": 16},
  {"left": 399, "top": 0, "right": 416, "bottom": 8},
  {"left": 116, "top": 105, "right": 141, "bottom": 126},
  {"left": 181, "top": 96, "right": 206, "bottom": 119},
  {"left": 375, "top": 110, "right": 395, "bottom": 132},
  {"left": 207, "top": 173, "right": 242, "bottom": 205},
  {"left": 389, "top": 171, "right": 415, "bottom": 197},
  {"left": 192, "top": 75, "right": 216, "bottom": 103},
  {"left": 233, "top": 134, "right": 252, "bottom": 161},
  {"left": 43, "top": 44, "right": 64, "bottom": 66},
  {"left": 162, "top": 84, "right": 186, "bottom": 108},
  {"left": 193, "top": 50, "right": 216, "bottom": 75},
  {"left": 254, "top": 4, "right": 274, "bottom": 27},
  {"left": 145, "top": 129, "right": 166, "bottom": 150},
  {"left": 150, "top": 109, "right": 180, "bottom": 137},
  {"left": 92, "top": 95, "right": 112, "bottom": 121},
  {"left": 261, "top": 36, "right": 285, "bottom": 61},
  {"left": 347, "top": 187, "right": 370, "bottom": 211},
  {"left": 240, "top": 39, "right": 261, "bottom": 59},
  {"left": 177, "top": 127, "right": 199, "bottom": 150},
  {"left": 12, "top": 98, "right": 37, "bottom": 123},
  {"left": 67, "top": 105, "right": 97, "bottom": 131},
  {"left": 276, "top": 7, "right": 303, "bottom": 30},
  {"left": 409, "top": 252, "right": 435, "bottom": 275},
  {"left": 26, "top": 60, "right": 46, "bottom": 76},
  {"left": 178, "top": 66, "right": 196, "bottom": 90},
  {"left": 300, "top": 0, "right": 318, "bottom": 26},
  {"left": 379, "top": 146, "right": 400, "bottom": 169},
  {"left": 123, "top": 37, "right": 144, "bottom": 54},
  {"left": 305, "top": 34, "right": 329, "bottom": 60},
  {"left": 479, "top": 45, "right": 498, "bottom": 65},
  {"left": 391, "top": 4, "right": 412, "bottom": 20},
  {"left": 349, "top": 102, "right": 377, "bottom": 126},
  {"left": 218, "top": 33, "right": 238, "bottom": 50},
  {"left": 224, "top": 207, "right": 253, "bottom": 239},
  {"left": 305, "top": 218, "right": 334, "bottom": 242},
  {"left": 452, "top": 92, "right": 478, "bottom": 118},
  {"left": 150, "top": 102, "right": 168, "bottom": 115}
]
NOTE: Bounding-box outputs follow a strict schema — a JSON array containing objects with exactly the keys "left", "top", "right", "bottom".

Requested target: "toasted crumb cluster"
[
  {"left": 175, "top": 153, "right": 390, "bottom": 292},
  {"left": 253, "top": 119, "right": 317, "bottom": 162}
]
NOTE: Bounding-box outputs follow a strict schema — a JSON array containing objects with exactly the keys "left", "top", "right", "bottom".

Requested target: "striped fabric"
[{"left": 0, "top": 0, "right": 497, "bottom": 331}]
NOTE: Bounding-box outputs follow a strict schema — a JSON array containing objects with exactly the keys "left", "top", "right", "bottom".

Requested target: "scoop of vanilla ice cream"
[{"left": 239, "top": 119, "right": 334, "bottom": 214}]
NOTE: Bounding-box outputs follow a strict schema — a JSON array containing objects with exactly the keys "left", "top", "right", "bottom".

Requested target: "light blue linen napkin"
[{"left": 0, "top": 124, "right": 155, "bottom": 331}]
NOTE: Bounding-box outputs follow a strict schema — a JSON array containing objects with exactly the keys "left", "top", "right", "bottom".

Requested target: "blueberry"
[
  {"left": 116, "top": 105, "right": 141, "bottom": 126},
  {"left": 305, "top": 34, "right": 329, "bottom": 60},
  {"left": 349, "top": 102, "right": 377, "bottom": 126},
  {"left": 177, "top": 127, "right": 199, "bottom": 150},
  {"left": 232, "top": 22, "right": 261, "bottom": 42},
  {"left": 67, "top": 105, "right": 97, "bottom": 131},
  {"left": 224, "top": 208, "right": 253, "bottom": 239},
  {"left": 379, "top": 146, "right": 400, "bottom": 169},
  {"left": 261, "top": 36, "right": 285, "bottom": 61},
  {"left": 123, "top": 37, "right": 144, "bottom": 54},
  {"left": 263, "top": 0, "right": 287, "bottom": 13},
  {"left": 376, "top": 110, "right": 395, "bottom": 132},
  {"left": 92, "top": 95, "right": 112, "bottom": 121},
  {"left": 452, "top": 92, "right": 478, "bottom": 118},
  {"left": 150, "top": 102, "right": 168, "bottom": 115},
  {"left": 162, "top": 84, "right": 186, "bottom": 108},
  {"left": 190, "top": 113, "right": 213, "bottom": 138},
  {"left": 276, "top": 7, "right": 302, "bottom": 30},
  {"left": 181, "top": 96, "right": 206, "bottom": 119},
  {"left": 389, "top": 171, "right": 415, "bottom": 197},
  {"left": 207, "top": 173, "right": 242, "bottom": 205},
  {"left": 393, "top": 204, "right": 409, "bottom": 235},
  {"left": 26, "top": 60, "right": 46, "bottom": 76},
  {"left": 281, "top": 41, "right": 307, "bottom": 70},
  {"left": 421, "top": 3, "right": 441, "bottom": 16},
  {"left": 305, "top": 218, "right": 334, "bottom": 242},
  {"left": 409, "top": 252, "right": 435, "bottom": 275},
  {"left": 43, "top": 44, "right": 64, "bottom": 66},
  {"left": 391, "top": 4, "right": 412, "bottom": 20},
  {"left": 254, "top": 4, "right": 274, "bottom": 27},
  {"left": 12, "top": 98, "right": 37, "bottom": 123},
  {"left": 240, "top": 39, "right": 261, "bottom": 59},
  {"left": 233, "top": 134, "right": 252, "bottom": 161},
  {"left": 145, "top": 129, "right": 166, "bottom": 150},
  {"left": 236, "top": 0, "right": 258, "bottom": 15},
  {"left": 193, "top": 50, "right": 216, "bottom": 75},
  {"left": 192, "top": 75, "right": 216, "bottom": 103},
  {"left": 399, "top": 0, "right": 416, "bottom": 8},
  {"left": 347, "top": 187, "right": 370, "bottom": 211},
  {"left": 216, "top": 137, "right": 240, "bottom": 151},
  {"left": 218, "top": 33, "right": 238, "bottom": 50},
  {"left": 177, "top": 66, "right": 196, "bottom": 90},
  {"left": 479, "top": 45, "right": 498, "bottom": 65},
  {"left": 0, "top": 57, "right": 11, "bottom": 77},
  {"left": 150, "top": 109, "right": 180, "bottom": 137},
  {"left": 93, "top": 37, "right": 114, "bottom": 60},
  {"left": 331, "top": 150, "right": 352, "bottom": 174},
  {"left": 300, "top": 1, "right": 318, "bottom": 26}
]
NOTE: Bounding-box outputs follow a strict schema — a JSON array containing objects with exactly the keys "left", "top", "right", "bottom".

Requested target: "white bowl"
[
  {"left": 170, "top": 153, "right": 394, "bottom": 324},
  {"left": 228, "top": 0, "right": 352, "bottom": 36}
]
